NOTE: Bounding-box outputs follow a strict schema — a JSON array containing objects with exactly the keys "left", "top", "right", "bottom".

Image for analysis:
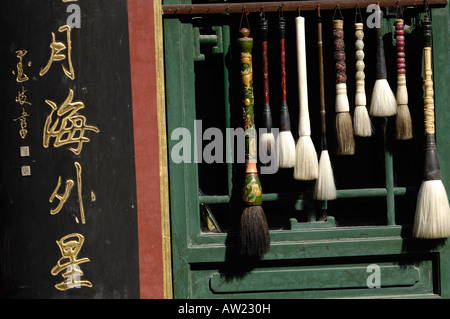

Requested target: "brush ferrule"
[
  {"left": 375, "top": 10, "right": 388, "bottom": 80},
  {"left": 279, "top": 101, "right": 291, "bottom": 131},
  {"left": 321, "top": 132, "right": 328, "bottom": 151},
  {"left": 424, "top": 134, "right": 442, "bottom": 181},
  {"left": 261, "top": 104, "right": 273, "bottom": 130}
]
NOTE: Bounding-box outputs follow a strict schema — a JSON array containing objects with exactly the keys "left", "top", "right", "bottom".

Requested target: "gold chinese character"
[
  {"left": 49, "top": 161, "right": 86, "bottom": 224},
  {"left": 15, "top": 86, "right": 32, "bottom": 106},
  {"left": 13, "top": 50, "right": 31, "bottom": 82},
  {"left": 40, "top": 25, "right": 75, "bottom": 79},
  {"left": 51, "top": 233, "right": 92, "bottom": 291},
  {"left": 13, "top": 108, "right": 29, "bottom": 139},
  {"left": 49, "top": 176, "right": 75, "bottom": 215},
  {"left": 43, "top": 89, "right": 99, "bottom": 155}
]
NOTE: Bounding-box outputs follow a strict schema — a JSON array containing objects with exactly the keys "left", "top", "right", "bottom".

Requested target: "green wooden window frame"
[{"left": 164, "top": 1, "right": 450, "bottom": 298}]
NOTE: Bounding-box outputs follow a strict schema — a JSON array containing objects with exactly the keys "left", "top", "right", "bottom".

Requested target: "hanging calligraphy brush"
[
  {"left": 413, "top": 13, "right": 450, "bottom": 239},
  {"left": 394, "top": 15, "right": 413, "bottom": 140},
  {"left": 369, "top": 6, "right": 397, "bottom": 117},
  {"left": 277, "top": 10, "right": 296, "bottom": 168},
  {"left": 314, "top": 7, "right": 337, "bottom": 200},
  {"left": 238, "top": 26, "right": 270, "bottom": 256},
  {"left": 333, "top": 7, "right": 355, "bottom": 155},
  {"left": 294, "top": 13, "right": 319, "bottom": 180},
  {"left": 259, "top": 12, "right": 276, "bottom": 164},
  {"left": 353, "top": 7, "right": 372, "bottom": 137}
]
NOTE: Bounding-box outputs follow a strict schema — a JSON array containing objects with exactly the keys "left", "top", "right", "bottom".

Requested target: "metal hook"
[
  {"left": 355, "top": 3, "right": 363, "bottom": 23},
  {"left": 395, "top": 1, "right": 404, "bottom": 19},
  {"left": 278, "top": 5, "right": 284, "bottom": 19},
  {"left": 424, "top": 0, "right": 430, "bottom": 18},
  {"left": 333, "top": 4, "right": 344, "bottom": 20},
  {"left": 239, "top": 6, "right": 250, "bottom": 31},
  {"left": 260, "top": 7, "right": 265, "bottom": 20}
]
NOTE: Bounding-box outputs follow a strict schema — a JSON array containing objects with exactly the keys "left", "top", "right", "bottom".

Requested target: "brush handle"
[
  {"left": 396, "top": 19, "right": 408, "bottom": 105},
  {"left": 295, "top": 16, "right": 311, "bottom": 137},
  {"left": 279, "top": 17, "right": 287, "bottom": 102},
  {"left": 317, "top": 15, "right": 326, "bottom": 132},
  {"left": 422, "top": 17, "right": 441, "bottom": 181},
  {"left": 239, "top": 28, "right": 263, "bottom": 206},
  {"left": 260, "top": 18, "right": 273, "bottom": 132},
  {"left": 333, "top": 19, "right": 350, "bottom": 113},
  {"left": 374, "top": 8, "right": 387, "bottom": 80},
  {"left": 317, "top": 14, "right": 327, "bottom": 149},
  {"left": 422, "top": 19, "right": 434, "bottom": 136},
  {"left": 278, "top": 16, "right": 291, "bottom": 132},
  {"left": 333, "top": 19, "right": 347, "bottom": 84},
  {"left": 355, "top": 22, "right": 366, "bottom": 107},
  {"left": 395, "top": 19, "right": 406, "bottom": 75}
]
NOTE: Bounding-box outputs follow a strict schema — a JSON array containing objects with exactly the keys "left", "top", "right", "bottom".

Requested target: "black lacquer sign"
[{"left": 0, "top": 0, "right": 139, "bottom": 298}]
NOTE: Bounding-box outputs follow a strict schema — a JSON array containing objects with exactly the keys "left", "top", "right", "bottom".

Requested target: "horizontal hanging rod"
[{"left": 162, "top": 0, "right": 447, "bottom": 15}]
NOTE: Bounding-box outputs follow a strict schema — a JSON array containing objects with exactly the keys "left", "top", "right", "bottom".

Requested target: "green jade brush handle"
[{"left": 239, "top": 28, "right": 263, "bottom": 206}]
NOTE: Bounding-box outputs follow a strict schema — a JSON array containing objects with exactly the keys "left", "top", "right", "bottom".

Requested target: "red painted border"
[{"left": 127, "top": 0, "right": 164, "bottom": 299}]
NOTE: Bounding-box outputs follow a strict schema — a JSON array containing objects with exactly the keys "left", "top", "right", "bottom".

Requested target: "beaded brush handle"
[
  {"left": 396, "top": 19, "right": 408, "bottom": 108},
  {"left": 333, "top": 19, "right": 349, "bottom": 113},
  {"left": 354, "top": 23, "right": 366, "bottom": 109}
]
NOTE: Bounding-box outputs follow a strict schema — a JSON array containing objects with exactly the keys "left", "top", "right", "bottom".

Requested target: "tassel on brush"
[
  {"left": 294, "top": 16, "right": 319, "bottom": 180},
  {"left": 240, "top": 205, "right": 270, "bottom": 256},
  {"left": 333, "top": 19, "right": 355, "bottom": 155},
  {"left": 395, "top": 18, "right": 413, "bottom": 140},
  {"left": 238, "top": 28, "right": 270, "bottom": 256},
  {"left": 413, "top": 17, "right": 450, "bottom": 239},
  {"left": 315, "top": 12, "right": 336, "bottom": 200},
  {"left": 369, "top": 7, "right": 397, "bottom": 117},
  {"left": 277, "top": 15, "right": 296, "bottom": 168},
  {"left": 353, "top": 22, "right": 372, "bottom": 137}
]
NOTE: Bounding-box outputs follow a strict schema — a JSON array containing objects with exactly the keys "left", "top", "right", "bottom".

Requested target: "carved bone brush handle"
[
  {"left": 422, "top": 17, "right": 441, "bottom": 181},
  {"left": 354, "top": 22, "right": 366, "bottom": 107}
]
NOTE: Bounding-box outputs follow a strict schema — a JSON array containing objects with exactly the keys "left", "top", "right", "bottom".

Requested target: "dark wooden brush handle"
[
  {"left": 278, "top": 16, "right": 291, "bottom": 132},
  {"left": 333, "top": 19, "right": 347, "bottom": 84},
  {"left": 318, "top": 14, "right": 327, "bottom": 149},
  {"left": 278, "top": 16, "right": 287, "bottom": 101},
  {"left": 375, "top": 8, "right": 387, "bottom": 80},
  {"left": 260, "top": 18, "right": 272, "bottom": 131}
]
